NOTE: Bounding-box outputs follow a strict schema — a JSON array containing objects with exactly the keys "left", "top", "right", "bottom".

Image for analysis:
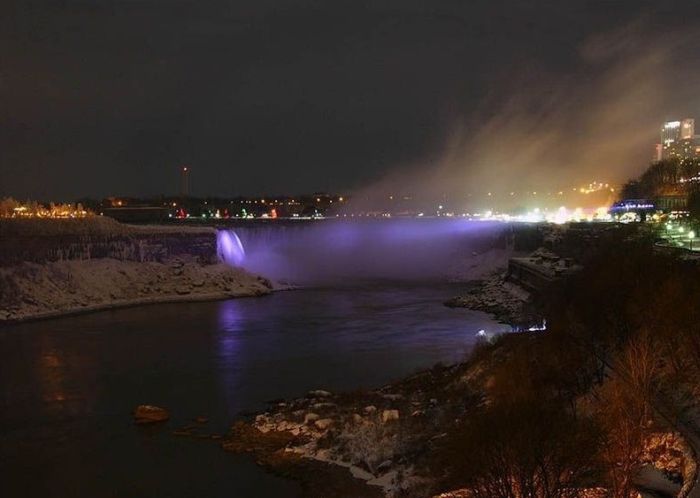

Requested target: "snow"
[{"left": 0, "top": 256, "right": 272, "bottom": 323}]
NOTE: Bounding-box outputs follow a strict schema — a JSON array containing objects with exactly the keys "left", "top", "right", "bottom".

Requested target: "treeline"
[
  {"left": 0, "top": 197, "right": 91, "bottom": 218},
  {"left": 431, "top": 231, "right": 700, "bottom": 498},
  {"left": 621, "top": 157, "right": 700, "bottom": 216}
]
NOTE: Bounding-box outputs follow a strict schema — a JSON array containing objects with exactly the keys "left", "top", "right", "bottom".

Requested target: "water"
[
  {"left": 226, "top": 219, "right": 508, "bottom": 284},
  {"left": 0, "top": 282, "right": 507, "bottom": 497}
]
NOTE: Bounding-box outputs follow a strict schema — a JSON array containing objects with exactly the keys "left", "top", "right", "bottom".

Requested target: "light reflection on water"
[{"left": 0, "top": 282, "right": 507, "bottom": 498}]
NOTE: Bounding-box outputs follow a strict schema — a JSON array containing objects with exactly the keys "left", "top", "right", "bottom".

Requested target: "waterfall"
[
  {"left": 217, "top": 219, "right": 508, "bottom": 285},
  {"left": 216, "top": 230, "right": 246, "bottom": 266}
]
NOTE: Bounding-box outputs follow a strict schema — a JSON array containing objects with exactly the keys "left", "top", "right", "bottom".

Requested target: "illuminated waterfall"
[{"left": 217, "top": 230, "right": 246, "bottom": 266}]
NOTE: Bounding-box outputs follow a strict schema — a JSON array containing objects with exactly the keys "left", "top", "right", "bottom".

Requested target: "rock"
[
  {"left": 312, "top": 402, "right": 337, "bottom": 410},
  {"left": 382, "top": 393, "right": 403, "bottom": 401},
  {"left": 353, "top": 413, "right": 364, "bottom": 424},
  {"left": 381, "top": 409, "right": 399, "bottom": 424},
  {"left": 192, "top": 279, "right": 205, "bottom": 287},
  {"left": 304, "top": 412, "right": 320, "bottom": 424},
  {"left": 377, "top": 460, "right": 393, "bottom": 473},
  {"left": 175, "top": 286, "right": 191, "bottom": 295},
  {"left": 315, "top": 418, "right": 334, "bottom": 430},
  {"left": 363, "top": 405, "right": 377, "bottom": 414},
  {"left": 308, "top": 389, "right": 332, "bottom": 398},
  {"left": 133, "top": 405, "right": 169, "bottom": 424}
]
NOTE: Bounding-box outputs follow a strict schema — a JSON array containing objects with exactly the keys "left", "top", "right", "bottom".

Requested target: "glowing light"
[{"left": 217, "top": 230, "right": 245, "bottom": 266}]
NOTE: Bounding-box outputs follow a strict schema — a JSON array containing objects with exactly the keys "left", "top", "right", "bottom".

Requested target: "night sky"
[{"left": 2, "top": 0, "right": 700, "bottom": 200}]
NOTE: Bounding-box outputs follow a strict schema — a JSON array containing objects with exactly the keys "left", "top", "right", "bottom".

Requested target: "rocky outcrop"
[
  {"left": 0, "top": 255, "right": 273, "bottom": 323},
  {"left": 221, "top": 361, "right": 484, "bottom": 497},
  {"left": 445, "top": 270, "right": 532, "bottom": 325},
  {"left": 0, "top": 218, "right": 218, "bottom": 267},
  {"left": 133, "top": 405, "right": 170, "bottom": 424},
  {"left": 0, "top": 218, "right": 275, "bottom": 323}
]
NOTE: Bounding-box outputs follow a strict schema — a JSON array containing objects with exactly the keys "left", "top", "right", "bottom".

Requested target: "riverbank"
[
  {"left": 218, "top": 330, "right": 692, "bottom": 498},
  {"left": 219, "top": 353, "right": 487, "bottom": 497},
  {"left": 0, "top": 217, "right": 274, "bottom": 323},
  {"left": 444, "top": 270, "right": 532, "bottom": 325},
  {"left": 0, "top": 256, "right": 273, "bottom": 323}
]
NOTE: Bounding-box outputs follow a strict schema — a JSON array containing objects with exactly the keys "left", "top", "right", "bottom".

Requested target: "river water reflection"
[{"left": 0, "top": 282, "right": 506, "bottom": 497}]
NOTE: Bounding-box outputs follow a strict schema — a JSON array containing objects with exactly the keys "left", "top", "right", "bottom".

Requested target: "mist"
[
  {"left": 347, "top": 22, "right": 700, "bottom": 213},
  {"left": 227, "top": 219, "right": 508, "bottom": 285}
]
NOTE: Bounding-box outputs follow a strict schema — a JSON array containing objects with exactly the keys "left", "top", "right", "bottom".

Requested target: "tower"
[{"left": 180, "top": 166, "right": 190, "bottom": 197}]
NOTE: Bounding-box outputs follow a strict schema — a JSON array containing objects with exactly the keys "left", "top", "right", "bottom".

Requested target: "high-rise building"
[
  {"left": 661, "top": 118, "right": 700, "bottom": 160},
  {"left": 681, "top": 118, "right": 695, "bottom": 139},
  {"left": 180, "top": 166, "right": 190, "bottom": 197},
  {"left": 661, "top": 120, "right": 682, "bottom": 146}
]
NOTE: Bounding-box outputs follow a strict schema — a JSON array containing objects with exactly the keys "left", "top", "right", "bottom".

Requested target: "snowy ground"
[{"left": 0, "top": 255, "right": 272, "bottom": 323}]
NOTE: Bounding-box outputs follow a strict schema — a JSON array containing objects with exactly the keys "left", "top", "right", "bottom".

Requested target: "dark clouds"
[{"left": 2, "top": 0, "right": 700, "bottom": 199}]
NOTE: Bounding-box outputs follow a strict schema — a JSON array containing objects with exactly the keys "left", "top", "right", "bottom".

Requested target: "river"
[{"left": 0, "top": 281, "right": 507, "bottom": 498}]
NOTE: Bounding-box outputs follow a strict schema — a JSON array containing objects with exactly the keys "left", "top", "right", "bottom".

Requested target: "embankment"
[{"left": 0, "top": 218, "right": 271, "bottom": 323}]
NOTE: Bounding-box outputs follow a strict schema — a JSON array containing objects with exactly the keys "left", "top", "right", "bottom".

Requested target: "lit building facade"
[{"left": 661, "top": 118, "right": 700, "bottom": 160}]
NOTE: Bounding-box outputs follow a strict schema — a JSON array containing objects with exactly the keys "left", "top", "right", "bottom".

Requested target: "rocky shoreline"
[
  {"left": 213, "top": 333, "right": 692, "bottom": 498},
  {"left": 217, "top": 354, "right": 494, "bottom": 497},
  {"left": 444, "top": 270, "right": 534, "bottom": 326},
  {"left": 0, "top": 255, "right": 273, "bottom": 324}
]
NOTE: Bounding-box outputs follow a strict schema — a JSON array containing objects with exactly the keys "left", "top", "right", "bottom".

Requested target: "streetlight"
[{"left": 689, "top": 230, "right": 696, "bottom": 251}]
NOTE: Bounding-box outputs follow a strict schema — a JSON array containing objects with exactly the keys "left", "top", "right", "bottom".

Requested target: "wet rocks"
[{"left": 133, "top": 404, "right": 169, "bottom": 424}]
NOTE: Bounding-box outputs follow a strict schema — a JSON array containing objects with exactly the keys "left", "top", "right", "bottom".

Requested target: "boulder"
[
  {"left": 308, "top": 389, "right": 332, "bottom": 398},
  {"left": 304, "top": 412, "right": 320, "bottom": 424},
  {"left": 381, "top": 409, "right": 399, "bottom": 424},
  {"left": 363, "top": 405, "right": 377, "bottom": 414},
  {"left": 133, "top": 405, "right": 169, "bottom": 424},
  {"left": 314, "top": 418, "right": 334, "bottom": 430}
]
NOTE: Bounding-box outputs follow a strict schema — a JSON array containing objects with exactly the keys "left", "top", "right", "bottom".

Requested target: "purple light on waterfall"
[{"left": 217, "top": 230, "right": 246, "bottom": 266}]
